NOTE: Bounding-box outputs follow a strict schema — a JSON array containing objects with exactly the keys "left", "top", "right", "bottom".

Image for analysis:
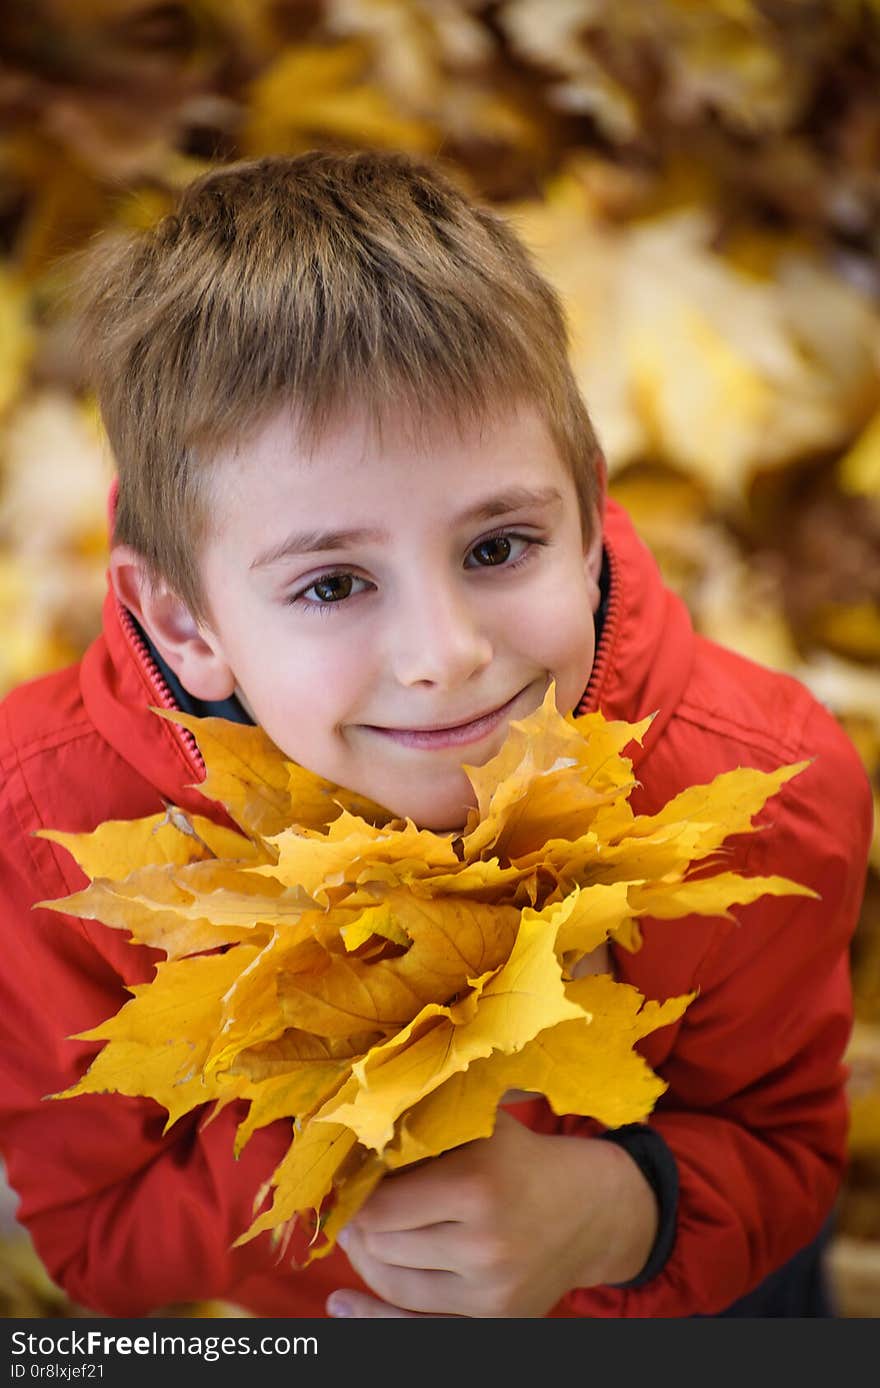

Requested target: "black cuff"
[{"left": 598, "top": 1123, "right": 679, "bottom": 1289}]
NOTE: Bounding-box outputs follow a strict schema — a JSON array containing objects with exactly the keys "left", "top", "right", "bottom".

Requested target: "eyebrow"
[{"left": 249, "top": 485, "right": 564, "bottom": 569}]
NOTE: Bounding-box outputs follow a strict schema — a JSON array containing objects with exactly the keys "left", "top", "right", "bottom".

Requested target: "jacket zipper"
[
  {"left": 577, "top": 540, "right": 622, "bottom": 716},
  {"left": 117, "top": 602, "right": 205, "bottom": 778}
]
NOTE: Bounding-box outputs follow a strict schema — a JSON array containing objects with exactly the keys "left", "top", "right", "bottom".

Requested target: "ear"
[
  {"left": 583, "top": 500, "right": 605, "bottom": 612},
  {"left": 109, "top": 544, "right": 237, "bottom": 701}
]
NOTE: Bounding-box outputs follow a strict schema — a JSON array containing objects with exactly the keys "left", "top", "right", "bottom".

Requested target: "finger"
[
  {"left": 352, "top": 1171, "right": 460, "bottom": 1232},
  {"left": 339, "top": 1225, "right": 465, "bottom": 1315},
  {"left": 499, "top": 1087, "right": 538, "bottom": 1104},
  {"left": 569, "top": 940, "right": 612, "bottom": 979},
  {"left": 326, "top": 1291, "right": 426, "bottom": 1319},
  {"left": 353, "top": 1146, "right": 486, "bottom": 1232},
  {"left": 343, "top": 1220, "right": 462, "bottom": 1272}
]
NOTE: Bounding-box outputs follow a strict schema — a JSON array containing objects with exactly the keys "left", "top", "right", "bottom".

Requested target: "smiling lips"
[{"left": 365, "top": 689, "right": 525, "bottom": 750}]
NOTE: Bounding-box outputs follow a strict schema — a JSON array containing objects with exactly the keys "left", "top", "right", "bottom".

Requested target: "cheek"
[
  {"left": 549, "top": 617, "right": 596, "bottom": 702},
  {"left": 206, "top": 579, "right": 378, "bottom": 768},
  {"left": 250, "top": 620, "right": 375, "bottom": 733},
  {"left": 511, "top": 564, "right": 595, "bottom": 652},
  {"left": 510, "top": 579, "right": 596, "bottom": 704}
]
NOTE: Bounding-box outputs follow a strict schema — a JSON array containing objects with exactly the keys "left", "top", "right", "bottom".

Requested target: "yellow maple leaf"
[
  {"left": 152, "top": 709, "right": 391, "bottom": 838},
  {"left": 40, "top": 683, "right": 812, "bottom": 1260},
  {"left": 511, "top": 178, "right": 880, "bottom": 493},
  {"left": 386, "top": 976, "right": 694, "bottom": 1171},
  {"left": 56, "top": 947, "right": 259, "bottom": 1129},
  {"left": 839, "top": 408, "right": 880, "bottom": 499},
  {"left": 257, "top": 814, "right": 460, "bottom": 902},
  {"left": 317, "top": 908, "right": 586, "bottom": 1154},
  {"left": 242, "top": 43, "right": 438, "bottom": 157},
  {"left": 37, "top": 808, "right": 270, "bottom": 879},
  {"left": 37, "top": 862, "right": 310, "bottom": 960}
]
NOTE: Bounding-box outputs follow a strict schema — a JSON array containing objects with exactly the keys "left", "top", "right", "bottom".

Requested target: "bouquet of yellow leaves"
[{"left": 37, "top": 686, "right": 813, "bottom": 1262}]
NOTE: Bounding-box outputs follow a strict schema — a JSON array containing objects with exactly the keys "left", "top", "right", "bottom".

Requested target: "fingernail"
[{"left": 327, "top": 1294, "right": 352, "bottom": 1318}]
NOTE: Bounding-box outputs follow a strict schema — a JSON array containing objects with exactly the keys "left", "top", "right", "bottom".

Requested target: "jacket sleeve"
[
  {"left": 563, "top": 698, "right": 874, "bottom": 1317},
  {"left": 0, "top": 733, "right": 302, "bottom": 1317}
]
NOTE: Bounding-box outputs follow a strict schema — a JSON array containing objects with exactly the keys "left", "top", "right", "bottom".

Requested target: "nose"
[{"left": 389, "top": 578, "right": 493, "bottom": 690}]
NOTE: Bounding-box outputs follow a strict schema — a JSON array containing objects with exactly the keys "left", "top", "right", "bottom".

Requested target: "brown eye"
[
  {"left": 472, "top": 535, "right": 512, "bottom": 566},
  {"left": 312, "top": 574, "right": 354, "bottom": 602},
  {"left": 289, "top": 571, "right": 371, "bottom": 610}
]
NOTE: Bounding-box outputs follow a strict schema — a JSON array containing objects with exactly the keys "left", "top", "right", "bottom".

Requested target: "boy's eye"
[
  {"left": 467, "top": 533, "right": 530, "bottom": 567},
  {"left": 292, "top": 572, "right": 369, "bottom": 607},
  {"left": 311, "top": 574, "right": 355, "bottom": 602}
]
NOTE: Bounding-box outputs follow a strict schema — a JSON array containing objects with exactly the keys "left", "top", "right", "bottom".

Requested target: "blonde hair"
[{"left": 75, "top": 149, "right": 603, "bottom": 621}]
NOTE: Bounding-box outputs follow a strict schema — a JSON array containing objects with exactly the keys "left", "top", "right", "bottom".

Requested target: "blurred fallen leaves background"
[{"left": 0, "top": 0, "right": 878, "bottom": 1318}]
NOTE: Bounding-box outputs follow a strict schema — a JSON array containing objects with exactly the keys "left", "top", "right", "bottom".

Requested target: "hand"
[{"left": 326, "top": 1107, "right": 658, "bottom": 1318}]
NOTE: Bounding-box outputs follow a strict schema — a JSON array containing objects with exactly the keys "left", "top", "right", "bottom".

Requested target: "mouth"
[{"left": 362, "top": 688, "right": 530, "bottom": 750}]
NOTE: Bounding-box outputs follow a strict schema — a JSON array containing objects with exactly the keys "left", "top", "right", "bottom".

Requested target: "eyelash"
[{"left": 285, "top": 529, "right": 545, "bottom": 615}]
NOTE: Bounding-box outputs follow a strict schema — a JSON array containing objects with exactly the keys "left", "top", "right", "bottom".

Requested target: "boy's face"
[{"left": 190, "top": 402, "right": 603, "bottom": 831}]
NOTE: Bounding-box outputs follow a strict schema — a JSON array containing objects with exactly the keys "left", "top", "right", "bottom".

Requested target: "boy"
[{"left": 0, "top": 150, "right": 872, "bottom": 1319}]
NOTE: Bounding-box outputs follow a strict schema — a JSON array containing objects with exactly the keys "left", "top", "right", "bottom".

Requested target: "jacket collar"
[
  {"left": 81, "top": 496, "right": 695, "bottom": 813},
  {"left": 579, "top": 499, "right": 696, "bottom": 760}
]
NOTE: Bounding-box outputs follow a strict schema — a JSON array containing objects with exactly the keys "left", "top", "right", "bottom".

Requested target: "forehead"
[{"left": 204, "top": 400, "right": 574, "bottom": 538}]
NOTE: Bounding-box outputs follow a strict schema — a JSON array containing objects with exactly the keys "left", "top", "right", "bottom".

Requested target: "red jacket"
[{"left": 0, "top": 498, "right": 872, "bottom": 1317}]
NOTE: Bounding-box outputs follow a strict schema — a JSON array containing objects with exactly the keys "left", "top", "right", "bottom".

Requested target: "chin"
[{"left": 388, "top": 794, "right": 473, "bottom": 834}]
